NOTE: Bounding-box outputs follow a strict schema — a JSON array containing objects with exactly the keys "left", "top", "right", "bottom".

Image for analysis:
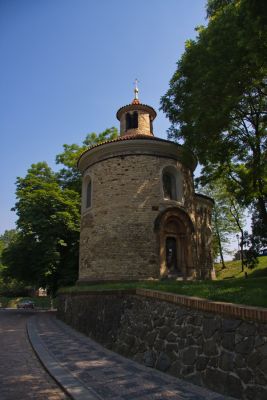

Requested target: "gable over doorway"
[{"left": 154, "top": 207, "right": 196, "bottom": 279}]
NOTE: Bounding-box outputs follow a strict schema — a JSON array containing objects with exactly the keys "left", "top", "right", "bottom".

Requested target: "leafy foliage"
[
  {"left": 199, "top": 181, "right": 245, "bottom": 266},
  {"left": 0, "top": 229, "right": 26, "bottom": 294},
  {"left": 2, "top": 128, "right": 118, "bottom": 293},
  {"left": 56, "top": 127, "right": 118, "bottom": 192},
  {"left": 161, "top": 0, "right": 267, "bottom": 241},
  {"left": 2, "top": 162, "right": 80, "bottom": 293}
]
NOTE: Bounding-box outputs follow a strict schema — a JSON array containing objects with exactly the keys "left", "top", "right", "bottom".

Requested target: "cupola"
[{"left": 116, "top": 81, "right": 157, "bottom": 137}]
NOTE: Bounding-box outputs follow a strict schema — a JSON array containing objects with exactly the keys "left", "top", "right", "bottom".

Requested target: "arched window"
[
  {"left": 86, "top": 180, "right": 92, "bottom": 208},
  {"left": 163, "top": 171, "right": 177, "bottom": 200},
  {"left": 150, "top": 117, "right": 153, "bottom": 133},
  {"left": 162, "top": 166, "right": 183, "bottom": 202},
  {"left": 82, "top": 175, "right": 92, "bottom": 211},
  {"left": 132, "top": 111, "right": 138, "bottom": 128},
  {"left": 125, "top": 112, "right": 138, "bottom": 131},
  {"left": 126, "top": 113, "right": 131, "bottom": 130}
]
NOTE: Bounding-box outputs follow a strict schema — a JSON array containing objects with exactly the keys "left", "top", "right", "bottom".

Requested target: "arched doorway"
[
  {"left": 154, "top": 207, "right": 195, "bottom": 279},
  {"left": 164, "top": 217, "right": 186, "bottom": 277}
]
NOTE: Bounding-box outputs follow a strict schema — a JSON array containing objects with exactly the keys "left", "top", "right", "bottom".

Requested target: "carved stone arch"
[{"left": 154, "top": 207, "right": 196, "bottom": 279}]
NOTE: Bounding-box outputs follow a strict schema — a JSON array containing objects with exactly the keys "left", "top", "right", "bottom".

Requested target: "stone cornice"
[
  {"left": 195, "top": 193, "right": 214, "bottom": 206},
  {"left": 77, "top": 137, "right": 197, "bottom": 173},
  {"left": 116, "top": 103, "right": 157, "bottom": 121}
]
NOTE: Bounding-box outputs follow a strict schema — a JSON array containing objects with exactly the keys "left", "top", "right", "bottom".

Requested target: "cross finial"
[{"left": 134, "top": 78, "right": 139, "bottom": 100}]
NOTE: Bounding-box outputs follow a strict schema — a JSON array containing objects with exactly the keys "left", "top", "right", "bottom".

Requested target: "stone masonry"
[
  {"left": 77, "top": 93, "right": 214, "bottom": 283},
  {"left": 79, "top": 155, "right": 196, "bottom": 281},
  {"left": 58, "top": 291, "right": 267, "bottom": 400}
]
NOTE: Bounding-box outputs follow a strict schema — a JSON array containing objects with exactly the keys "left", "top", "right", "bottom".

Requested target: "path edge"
[{"left": 26, "top": 314, "right": 103, "bottom": 400}]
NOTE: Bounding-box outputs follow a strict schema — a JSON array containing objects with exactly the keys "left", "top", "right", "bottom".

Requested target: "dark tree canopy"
[
  {"left": 3, "top": 162, "right": 80, "bottom": 293},
  {"left": 2, "top": 128, "right": 118, "bottom": 293},
  {"left": 161, "top": 0, "right": 267, "bottom": 234}
]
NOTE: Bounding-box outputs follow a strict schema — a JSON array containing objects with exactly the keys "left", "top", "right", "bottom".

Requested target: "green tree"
[
  {"left": 3, "top": 162, "right": 80, "bottom": 293},
  {"left": 0, "top": 229, "right": 17, "bottom": 273},
  {"left": 200, "top": 182, "right": 245, "bottom": 268},
  {"left": 56, "top": 127, "right": 118, "bottom": 192},
  {"left": 161, "top": 0, "right": 267, "bottom": 238},
  {"left": 2, "top": 128, "right": 118, "bottom": 293}
]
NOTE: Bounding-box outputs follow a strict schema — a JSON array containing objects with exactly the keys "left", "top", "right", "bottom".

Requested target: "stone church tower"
[{"left": 77, "top": 86, "right": 214, "bottom": 283}]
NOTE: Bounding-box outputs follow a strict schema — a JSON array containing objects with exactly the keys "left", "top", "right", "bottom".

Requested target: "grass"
[
  {"left": 214, "top": 256, "right": 267, "bottom": 279},
  {"left": 59, "top": 256, "right": 267, "bottom": 308}
]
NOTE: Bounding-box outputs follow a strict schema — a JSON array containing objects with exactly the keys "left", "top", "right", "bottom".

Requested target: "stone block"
[
  {"left": 146, "top": 331, "right": 157, "bottom": 346},
  {"left": 165, "top": 342, "right": 179, "bottom": 353},
  {"left": 255, "top": 336, "right": 265, "bottom": 347},
  {"left": 196, "top": 356, "right": 208, "bottom": 371},
  {"left": 166, "top": 331, "right": 177, "bottom": 342},
  {"left": 255, "top": 369, "right": 267, "bottom": 385},
  {"left": 203, "top": 339, "right": 219, "bottom": 356},
  {"left": 186, "top": 373, "right": 203, "bottom": 386},
  {"left": 188, "top": 314, "right": 202, "bottom": 326},
  {"left": 158, "top": 325, "right": 171, "bottom": 339},
  {"left": 258, "top": 324, "right": 267, "bottom": 336},
  {"left": 238, "top": 321, "right": 257, "bottom": 337},
  {"left": 245, "top": 385, "right": 267, "bottom": 400},
  {"left": 235, "top": 354, "right": 246, "bottom": 368},
  {"left": 175, "top": 308, "right": 188, "bottom": 320},
  {"left": 155, "top": 352, "right": 171, "bottom": 372},
  {"left": 226, "top": 374, "right": 243, "bottom": 399},
  {"left": 236, "top": 367, "right": 252, "bottom": 384},
  {"left": 203, "top": 317, "right": 221, "bottom": 339},
  {"left": 259, "top": 358, "right": 267, "bottom": 375},
  {"left": 154, "top": 338, "right": 164, "bottom": 351},
  {"left": 235, "top": 336, "right": 255, "bottom": 355},
  {"left": 168, "top": 360, "right": 182, "bottom": 377},
  {"left": 222, "top": 332, "right": 235, "bottom": 351},
  {"left": 247, "top": 351, "right": 263, "bottom": 369},
  {"left": 185, "top": 336, "right": 196, "bottom": 346},
  {"left": 222, "top": 318, "right": 241, "bottom": 332},
  {"left": 259, "top": 342, "right": 267, "bottom": 357},
  {"left": 219, "top": 351, "right": 234, "bottom": 371},
  {"left": 182, "top": 347, "right": 198, "bottom": 365},
  {"left": 208, "top": 357, "right": 218, "bottom": 368},
  {"left": 181, "top": 365, "right": 195, "bottom": 376},
  {"left": 202, "top": 368, "right": 227, "bottom": 394},
  {"left": 143, "top": 350, "right": 155, "bottom": 367},
  {"left": 124, "top": 334, "right": 135, "bottom": 347}
]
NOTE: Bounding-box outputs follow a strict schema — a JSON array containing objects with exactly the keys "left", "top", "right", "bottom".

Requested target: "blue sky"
[{"left": 0, "top": 0, "right": 207, "bottom": 234}]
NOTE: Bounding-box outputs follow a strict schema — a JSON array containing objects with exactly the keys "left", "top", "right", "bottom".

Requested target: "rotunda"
[{"left": 77, "top": 87, "right": 214, "bottom": 283}]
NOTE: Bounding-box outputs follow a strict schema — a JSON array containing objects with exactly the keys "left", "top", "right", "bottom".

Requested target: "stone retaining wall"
[{"left": 57, "top": 290, "right": 267, "bottom": 399}]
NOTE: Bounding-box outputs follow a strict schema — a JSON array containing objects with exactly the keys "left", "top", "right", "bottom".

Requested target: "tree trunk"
[
  {"left": 217, "top": 231, "right": 226, "bottom": 269},
  {"left": 230, "top": 202, "right": 245, "bottom": 272},
  {"left": 241, "top": 231, "right": 244, "bottom": 272}
]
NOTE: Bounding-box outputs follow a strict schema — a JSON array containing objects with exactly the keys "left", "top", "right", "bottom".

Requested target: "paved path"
[
  {"left": 0, "top": 309, "right": 68, "bottom": 400},
  {"left": 27, "top": 312, "right": 236, "bottom": 400}
]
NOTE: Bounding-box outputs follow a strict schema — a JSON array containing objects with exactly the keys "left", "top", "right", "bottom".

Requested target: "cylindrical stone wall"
[
  {"left": 120, "top": 110, "right": 152, "bottom": 136},
  {"left": 78, "top": 153, "right": 194, "bottom": 283}
]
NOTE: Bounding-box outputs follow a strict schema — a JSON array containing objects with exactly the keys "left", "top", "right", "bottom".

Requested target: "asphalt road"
[{"left": 0, "top": 309, "right": 69, "bottom": 400}]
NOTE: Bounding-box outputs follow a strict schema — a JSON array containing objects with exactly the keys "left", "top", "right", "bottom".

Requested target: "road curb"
[{"left": 27, "top": 315, "right": 103, "bottom": 400}]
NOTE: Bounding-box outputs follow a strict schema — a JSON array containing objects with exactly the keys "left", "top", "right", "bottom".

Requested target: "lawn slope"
[{"left": 60, "top": 256, "right": 267, "bottom": 308}]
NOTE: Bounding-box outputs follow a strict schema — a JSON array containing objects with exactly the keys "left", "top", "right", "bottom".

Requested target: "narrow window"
[
  {"left": 132, "top": 111, "right": 138, "bottom": 128},
  {"left": 126, "top": 113, "right": 132, "bottom": 130},
  {"left": 86, "top": 180, "right": 92, "bottom": 208},
  {"left": 126, "top": 112, "right": 138, "bottom": 131},
  {"left": 150, "top": 117, "right": 153, "bottom": 133},
  {"left": 163, "top": 171, "right": 177, "bottom": 200}
]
